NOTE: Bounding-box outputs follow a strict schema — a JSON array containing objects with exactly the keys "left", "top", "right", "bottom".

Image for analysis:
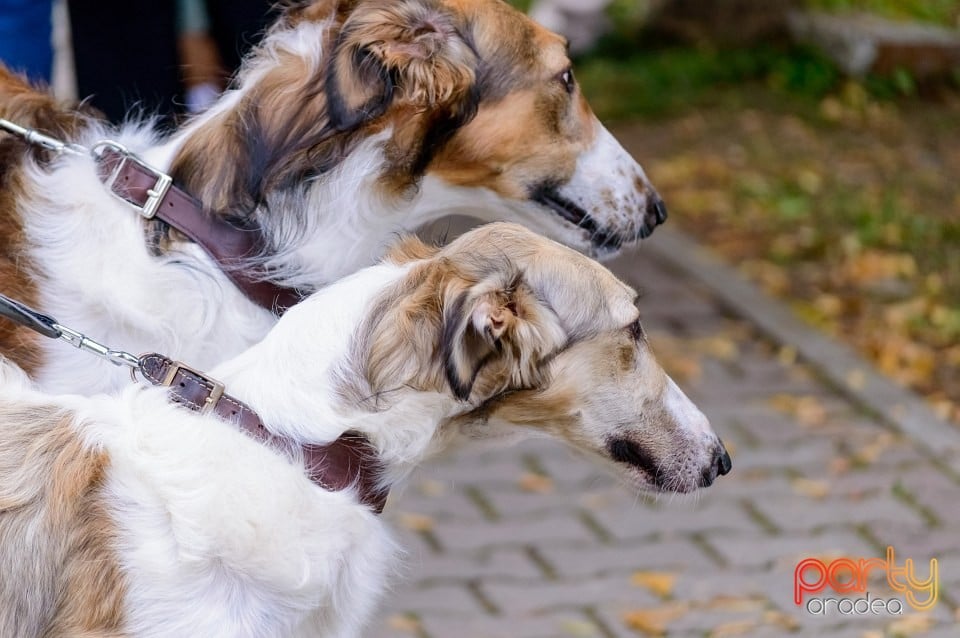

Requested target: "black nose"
[
  {"left": 716, "top": 441, "right": 732, "bottom": 476},
  {"left": 650, "top": 197, "right": 668, "bottom": 225}
]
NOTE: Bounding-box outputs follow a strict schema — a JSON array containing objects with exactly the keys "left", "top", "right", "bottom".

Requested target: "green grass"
[
  {"left": 806, "top": 0, "right": 960, "bottom": 26},
  {"left": 576, "top": 45, "right": 842, "bottom": 121}
]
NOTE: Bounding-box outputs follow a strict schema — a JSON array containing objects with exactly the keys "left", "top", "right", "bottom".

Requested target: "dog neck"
[{"left": 208, "top": 261, "right": 463, "bottom": 491}]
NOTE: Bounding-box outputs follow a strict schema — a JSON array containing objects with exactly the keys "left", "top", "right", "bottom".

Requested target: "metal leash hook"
[
  {"left": 0, "top": 117, "right": 87, "bottom": 157},
  {"left": 0, "top": 292, "right": 141, "bottom": 372}
]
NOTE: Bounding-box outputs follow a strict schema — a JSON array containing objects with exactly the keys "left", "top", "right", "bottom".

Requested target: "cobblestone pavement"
[{"left": 368, "top": 234, "right": 959, "bottom": 638}]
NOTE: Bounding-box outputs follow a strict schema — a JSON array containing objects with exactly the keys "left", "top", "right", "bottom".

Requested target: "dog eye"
[{"left": 557, "top": 69, "right": 575, "bottom": 94}]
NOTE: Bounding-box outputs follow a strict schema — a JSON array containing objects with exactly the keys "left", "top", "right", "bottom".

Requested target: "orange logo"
[{"left": 794, "top": 547, "right": 938, "bottom": 614}]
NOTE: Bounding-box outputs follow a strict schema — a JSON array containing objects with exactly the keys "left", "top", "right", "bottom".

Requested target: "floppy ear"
[
  {"left": 442, "top": 288, "right": 518, "bottom": 401},
  {"left": 326, "top": 0, "right": 478, "bottom": 132}
]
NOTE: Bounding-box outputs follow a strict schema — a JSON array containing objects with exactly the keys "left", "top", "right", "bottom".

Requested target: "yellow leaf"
[
  {"left": 777, "top": 345, "right": 797, "bottom": 366},
  {"left": 398, "top": 513, "right": 435, "bottom": 532},
  {"left": 709, "top": 620, "right": 756, "bottom": 637},
  {"left": 845, "top": 368, "right": 867, "bottom": 391},
  {"left": 387, "top": 614, "right": 422, "bottom": 633},
  {"left": 631, "top": 571, "right": 677, "bottom": 597},
  {"left": 622, "top": 604, "right": 688, "bottom": 636},
  {"left": 762, "top": 611, "right": 799, "bottom": 631},
  {"left": 887, "top": 614, "right": 936, "bottom": 635},
  {"left": 417, "top": 479, "right": 446, "bottom": 498},
  {"left": 518, "top": 473, "right": 555, "bottom": 494},
  {"left": 791, "top": 477, "right": 830, "bottom": 500}
]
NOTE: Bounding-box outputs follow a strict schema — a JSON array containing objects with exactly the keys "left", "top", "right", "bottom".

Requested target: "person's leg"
[
  {"left": 68, "top": 0, "right": 181, "bottom": 126},
  {"left": 0, "top": 0, "right": 54, "bottom": 83}
]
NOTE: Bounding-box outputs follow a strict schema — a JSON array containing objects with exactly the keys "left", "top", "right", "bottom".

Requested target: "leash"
[
  {"left": 0, "top": 292, "right": 389, "bottom": 513},
  {"left": 0, "top": 118, "right": 304, "bottom": 314}
]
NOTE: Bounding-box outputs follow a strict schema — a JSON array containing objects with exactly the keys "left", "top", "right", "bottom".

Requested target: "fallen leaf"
[
  {"left": 845, "top": 368, "right": 867, "bottom": 391},
  {"left": 387, "top": 614, "right": 421, "bottom": 633},
  {"left": 397, "top": 513, "right": 435, "bottom": 532},
  {"left": 709, "top": 620, "right": 756, "bottom": 637},
  {"left": 518, "top": 473, "right": 555, "bottom": 494},
  {"left": 768, "top": 394, "right": 827, "bottom": 427},
  {"left": 622, "top": 604, "right": 689, "bottom": 636},
  {"left": 887, "top": 613, "right": 936, "bottom": 635},
  {"left": 762, "top": 610, "right": 799, "bottom": 630},
  {"left": 777, "top": 345, "right": 798, "bottom": 366},
  {"left": 631, "top": 571, "right": 677, "bottom": 598},
  {"left": 792, "top": 477, "right": 830, "bottom": 500},
  {"left": 417, "top": 480, "right": 446, "bottom": 498}
]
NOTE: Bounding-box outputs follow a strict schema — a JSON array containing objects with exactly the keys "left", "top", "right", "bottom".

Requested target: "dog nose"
[
  {"left": 716, "top": 441, "right": 732, "bottom": 476},
  {"left": 650, "top": 197, "right": 668, "bottom": 225}
]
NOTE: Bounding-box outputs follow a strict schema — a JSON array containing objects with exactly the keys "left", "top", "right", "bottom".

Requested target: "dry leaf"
[
  {"left": 887, "top": 614, "right": 936, "bottom": 635},
  {"left": 518, "top": 473, "right": 555, "bottom": 494},
  {"left": 846, "top": 368, "right": 867, "bottom": 391},
  {"left": 762, "top": 610, "right": 800, "bottom": 631},
  {"left": 709, "top": 620, "right": 756, "bottom": 637},
  {"left": 397, "top": 513, "right": 435, "bottom": 532},
  {"left": 631, "top": 571, "right": 677, "bottom": 598},
  {"left": 417, "top": 480, "right": 446, "bottom": 498},
  {"left": 768, "top": 394, "right": 827, "bottom": 427},
  {"left": 791, "top": 477, "right": 830, "bottom": 500},
  {"left": 622, "top": 604, "right": 689, "bottom": 636},
  {"left": 387, "top": 614, "right": 422, "bottom": 633}
]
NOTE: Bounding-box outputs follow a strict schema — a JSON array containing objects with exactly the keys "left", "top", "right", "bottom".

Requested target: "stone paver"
[{"left": 368, "top": 222, "right": 960, "bottom": 637}]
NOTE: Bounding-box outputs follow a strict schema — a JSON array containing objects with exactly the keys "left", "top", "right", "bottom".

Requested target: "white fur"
[{"left": 10, "top": 2, "right": 659, "bottom": 397}]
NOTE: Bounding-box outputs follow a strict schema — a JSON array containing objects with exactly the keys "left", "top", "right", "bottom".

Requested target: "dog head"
[
  {"left": 347, "top": 223, "right": 729, "bottom": 494},
  {"left": 171, "top": 0, "right": 664, "bottom": 261}
]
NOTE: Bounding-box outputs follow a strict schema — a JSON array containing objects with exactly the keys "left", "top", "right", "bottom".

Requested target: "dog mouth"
[
  {"left": 607, "top": 437, "right": 669, "bottom": 490},
  {"left": 530, "top": 185, "right": 666, "bottom": 252},
  {"left": 530, "top": 186, "right": 624, "bottom": 252}
]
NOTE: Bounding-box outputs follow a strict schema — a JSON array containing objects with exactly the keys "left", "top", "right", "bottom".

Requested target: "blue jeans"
[{"left": 0, "top": 0, "right": 54, "bottom": 82}]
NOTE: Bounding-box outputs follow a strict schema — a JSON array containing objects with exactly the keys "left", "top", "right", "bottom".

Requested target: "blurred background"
[{"left": 519, "top": 0, "right": 960, "bottom": 426}]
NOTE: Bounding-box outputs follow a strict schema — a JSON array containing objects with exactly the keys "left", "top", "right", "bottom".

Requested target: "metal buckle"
[
  {"left": 161, "top": 361, "right": 225, "bottom": 416},
  {"left": 91, "top": 140, "right": 172, "bottom": 219}
]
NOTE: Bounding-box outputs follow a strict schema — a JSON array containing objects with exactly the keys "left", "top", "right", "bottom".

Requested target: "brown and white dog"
[
  {"left": 0, "top": 223, "right": 729, "bottom": 638},
  {"left": 0, "top": 0, "right": 665, "bottom": 395}
]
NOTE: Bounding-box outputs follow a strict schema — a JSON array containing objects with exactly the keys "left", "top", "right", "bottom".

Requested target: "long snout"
[
  {"left": 555, "top": 122, "right": 668, "bottom": 252},
  {"left": 663, "top": 377, "right": 732, "bottom": 489}
]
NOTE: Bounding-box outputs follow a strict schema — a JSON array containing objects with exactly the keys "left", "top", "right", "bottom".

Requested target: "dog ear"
[
  {"left": 442, "top": 288, "right": 518, "bottom": 401},
  {"left": 326, "top": 0, "right": 477, "bottom": 132}
]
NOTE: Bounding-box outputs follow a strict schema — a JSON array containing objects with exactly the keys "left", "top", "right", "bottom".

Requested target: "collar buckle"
[
  {"left": 92, "top": 140, "right": 172, "bottom": 219},
  {"left": 160, "top": 360, "right": 226, "bottom": 415}
]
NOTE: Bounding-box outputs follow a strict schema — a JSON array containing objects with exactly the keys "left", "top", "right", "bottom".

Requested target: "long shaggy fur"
[
  {"left": 0, "top": 223, "right": 726, "bottom": 638},
  {"left": 0, "top": 0, "right": 662, "bottom": 396}
]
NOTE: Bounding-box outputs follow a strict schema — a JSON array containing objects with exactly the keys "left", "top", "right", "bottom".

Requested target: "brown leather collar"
[
  {"left": 139, "top": 353, "right": 389, "bottom": 513},
  {"left": 95, "top": 147, "right": 304, "bottom": 314}
]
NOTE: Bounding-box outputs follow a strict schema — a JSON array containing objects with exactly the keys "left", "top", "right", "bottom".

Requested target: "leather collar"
[
  {"left": 96, "top": 147, "right": 304, "bottom": 314},
  {"left": 139, "top": 353, "right": 389, "bottom": 513}
]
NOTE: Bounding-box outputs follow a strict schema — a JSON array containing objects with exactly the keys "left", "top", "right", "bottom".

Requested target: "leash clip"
[
  {"left": 54, "top": 323, "right": 141, "bottom": 369},
  {"left": 0, "top": 117, "right": 87, "bottom": 156}
]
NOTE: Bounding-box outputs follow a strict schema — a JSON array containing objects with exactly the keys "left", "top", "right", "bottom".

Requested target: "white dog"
[
  {"left": 0, "top": 223, "right": 729, "bottom": 638},
  {"left": 0, "top": 0, "right": 667, "bottom": 396}
]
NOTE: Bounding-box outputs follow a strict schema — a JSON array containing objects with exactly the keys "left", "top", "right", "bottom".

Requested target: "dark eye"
[
  {"left": 557, "top": 68, "right": 575, "bottom": 94},
  {"left": 628, "top": 319, "right": 644, "bottom": 342}
]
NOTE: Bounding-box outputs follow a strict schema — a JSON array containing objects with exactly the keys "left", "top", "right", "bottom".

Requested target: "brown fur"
[
  {"left": 0, "top": 67, "right": 97, "bottom": 377},
  {"left": 341, "top": 224, "right": 636, "bottom": 410},
  {"left": 0, "top": 403, "right": 127, "bottom": 637},
  {"left": 172, "top": 0, "right": 596, "bottom": 221}
]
